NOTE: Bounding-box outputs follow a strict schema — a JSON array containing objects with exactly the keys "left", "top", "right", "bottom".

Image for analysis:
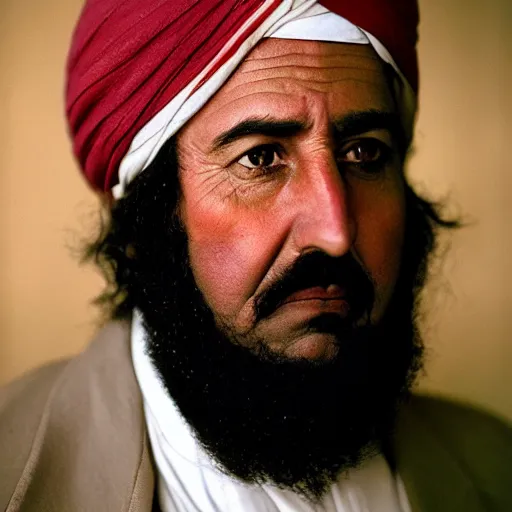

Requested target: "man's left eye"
[
  {"left": 237, "top": 145, "right": 281, "bottom": 169},
  {"left": 339, "top": 140, "right": 389, "bottom": 166}
]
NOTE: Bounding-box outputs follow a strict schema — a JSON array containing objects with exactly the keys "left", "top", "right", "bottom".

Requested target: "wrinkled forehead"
[
  {"left": 244, "top": 37, "right": 378, "bottom": 62},
  {"left": 224, "top": 38, "right": 391, "bottom": 95},
  {"left": 180, "top": 39, "right": 396, "bottom": 136}
]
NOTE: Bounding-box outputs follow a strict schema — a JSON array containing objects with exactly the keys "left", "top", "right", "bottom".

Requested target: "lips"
[
  {"left": 282, "top": 284, "right": 346, "bottom": 305},
  {"left": 253, "top": 253, "right": 373, "bottom": 323}
]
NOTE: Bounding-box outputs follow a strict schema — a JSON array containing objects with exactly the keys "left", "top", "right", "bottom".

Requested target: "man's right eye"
[{"left": 237, "top": 145, "right": 283, "bottom": 170}]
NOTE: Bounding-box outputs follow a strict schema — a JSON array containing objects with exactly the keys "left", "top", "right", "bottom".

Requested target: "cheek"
[
  {"left": 353, "top": 180, "right": 405, "bottom": 315},
  {"left": 177, "top": 136, "right": 292, "bottom": 324},
  {"left": 183, "top": 203, "right": 282, "bottom": 322}
]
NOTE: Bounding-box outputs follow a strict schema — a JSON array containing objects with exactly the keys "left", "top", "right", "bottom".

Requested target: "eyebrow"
[
  {"left": 333, "top": 110, "right": 404, "bottom": 148},
  {"left": 212, "top": 118, "right": 306, "bottom": 151},
  {"left": 211, "top": 110, "right": 405, "bottom": 153}
]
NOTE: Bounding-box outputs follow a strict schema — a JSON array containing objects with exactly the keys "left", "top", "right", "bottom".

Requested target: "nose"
[{"left": 291, "top": 150, "right": 356, "bottom": 257}]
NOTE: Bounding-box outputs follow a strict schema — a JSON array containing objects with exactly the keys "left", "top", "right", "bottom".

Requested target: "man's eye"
[
  {"left": 341, "top": 140, "right": 384, "bottom": 163},
  {"left": 339, "top": 139, "right": 391, "bottom": 170},
  {"left": 237, "top": 145, "right": 281, "bottom": 169}
]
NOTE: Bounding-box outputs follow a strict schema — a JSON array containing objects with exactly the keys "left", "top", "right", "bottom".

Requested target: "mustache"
[{"left": 254, "top": 252, "right": 375, "bottom": 323}]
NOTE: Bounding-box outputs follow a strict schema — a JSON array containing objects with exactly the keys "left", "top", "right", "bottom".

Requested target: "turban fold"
[{"left": 66, "top": 0, "right": 419, "bottom": 197}]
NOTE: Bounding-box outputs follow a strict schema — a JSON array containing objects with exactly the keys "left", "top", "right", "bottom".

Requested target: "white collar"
[{"left": 131, "top": 310, "right": 411, "bottom": 512}]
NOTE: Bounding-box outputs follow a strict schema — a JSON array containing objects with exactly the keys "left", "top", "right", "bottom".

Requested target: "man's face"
[
  {"left": 177, "top": 39, "right": 406, "bottom": 360},
  {"left": 134, "top": 39, "right": 423, "bottom": 500}
]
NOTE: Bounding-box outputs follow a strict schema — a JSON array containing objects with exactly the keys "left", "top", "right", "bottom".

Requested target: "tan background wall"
[{"left": 0, "top": 0, "right": 511, "bottom": 422}]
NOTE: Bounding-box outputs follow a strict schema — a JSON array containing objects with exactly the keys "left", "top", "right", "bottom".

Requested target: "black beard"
[{"left": 135, "top": 217, "right": 424, "bottom": 502}]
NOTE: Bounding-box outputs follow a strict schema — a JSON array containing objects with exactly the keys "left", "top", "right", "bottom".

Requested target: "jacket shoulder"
[
  {"left": 409, "top": 394, "right": 512, "bottom": 464},
  {"left": 0, "top": 359, "right": 70, "bottom": 508},
  {"left": 396, "top": 394, "right": 512, "bottom": 511},
  {"left": 0, "top": 321, "right": 154, "bottom": 512}
]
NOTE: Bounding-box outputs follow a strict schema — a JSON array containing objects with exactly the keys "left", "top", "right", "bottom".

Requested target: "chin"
[{"left": 280, "top": 333, "right": 340, "bottom": 361}]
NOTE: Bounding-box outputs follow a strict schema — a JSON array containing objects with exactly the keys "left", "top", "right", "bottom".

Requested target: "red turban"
[{"left": 66, "top": 0, "right": 419, "bottom": 195}]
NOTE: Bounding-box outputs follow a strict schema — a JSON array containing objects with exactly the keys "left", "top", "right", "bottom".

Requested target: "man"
[{"left": 1, "top": 1, "right": 511, "bottom": 511}]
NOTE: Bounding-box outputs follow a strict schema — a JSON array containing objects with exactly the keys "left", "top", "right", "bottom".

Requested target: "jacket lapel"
[{"left": 12, "top": 321, "right": 156, "bottom": 512}]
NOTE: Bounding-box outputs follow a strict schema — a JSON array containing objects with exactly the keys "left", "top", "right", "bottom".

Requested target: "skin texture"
[{"left": 177, "top": 39, "right": 406, "bottom": 360}]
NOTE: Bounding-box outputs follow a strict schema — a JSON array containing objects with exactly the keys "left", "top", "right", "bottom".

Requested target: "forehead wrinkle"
[
  {"left": 239, "top": 53, "right": 382, "bottom": 75},
  {"left": 244, "top": 48, "right": 378, "bottom": 61},
  {"left": 211, "top": 76, "right": 390, "bottom": 109},
  {"left": 230, "top": 58, "right": 387, "bottom": 96},
  {"left": 235, "top": 67, "right": 388, "bottom": 86},
  {"left": 242, "top": 50, "right": 380, "bottom": 63},
  {"left": 202, "top": 90, "right": 312, "bottom": 128},
  {"left": 237, "top": 64, "right": 383, "bottom": 80},
  {"left": 245, "top": 38, "right": 373, "bottom": 59}
]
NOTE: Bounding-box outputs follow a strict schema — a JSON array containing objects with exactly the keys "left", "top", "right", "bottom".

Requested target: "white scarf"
[{"left": 131, "top": 312, "right": 412, "bottom": 512}]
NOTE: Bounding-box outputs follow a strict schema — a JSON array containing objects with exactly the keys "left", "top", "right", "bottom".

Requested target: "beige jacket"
[{"left": 1, "top": 322, "right": 511, "bottom": 512}]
